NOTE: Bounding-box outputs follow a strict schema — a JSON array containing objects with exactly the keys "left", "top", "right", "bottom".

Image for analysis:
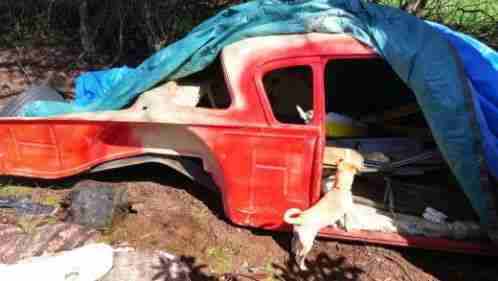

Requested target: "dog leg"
[
  {"left": 291, "top": 231, "right": 308, "bottom": 270},
  {"left": 291, "top": 231, "right": 300, "bottom": 256},
  {"left": 295, "top": 239, "right": 311, "bottom": 271},
  {"left": 292, "top": 226, "right": 320, "bottom": 271}
]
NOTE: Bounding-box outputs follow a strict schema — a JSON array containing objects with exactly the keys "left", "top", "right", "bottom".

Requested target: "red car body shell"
[{"left": 0, "top": 33, "right": 495, "bottom": 255}]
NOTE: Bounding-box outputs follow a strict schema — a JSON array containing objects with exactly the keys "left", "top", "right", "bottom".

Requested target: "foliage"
[
  {"left": 374, "top": 0, "right": 498, "bottom": 47},
  {"left": 2, "top": 0, "right": 247, "bottom": 65},
  {"left": 2, "top": 0, "right": 497, "bottom": 65}
]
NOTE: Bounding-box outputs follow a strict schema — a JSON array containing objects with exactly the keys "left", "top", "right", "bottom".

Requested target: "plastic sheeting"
[
  {"left": 19, "top": 1, "right": 490, "bottom": 224},
  {"left": 427, "top": 21, "right": 498, "bottom": 182},
  {"left": 74, "top": 66, "right": 136, "bottom": 106}
]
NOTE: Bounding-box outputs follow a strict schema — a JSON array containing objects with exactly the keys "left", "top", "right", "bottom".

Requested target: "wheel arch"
[{"left": 89, "top": 154, "right": 218, "bottom": 192}]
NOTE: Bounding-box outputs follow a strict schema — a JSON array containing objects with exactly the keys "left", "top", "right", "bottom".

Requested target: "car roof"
[{"left": 221, "top": 33, "right": 376, "bottom": 66}]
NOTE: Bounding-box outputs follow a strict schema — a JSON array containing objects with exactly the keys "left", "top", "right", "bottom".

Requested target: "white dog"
[{"left": 284, "top": 149, "right": 363, "bottom": 270}]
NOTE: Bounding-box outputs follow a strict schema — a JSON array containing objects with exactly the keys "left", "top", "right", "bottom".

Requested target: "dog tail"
[{"left": 283, "top": 208, "right": 304, "bottom": 225}]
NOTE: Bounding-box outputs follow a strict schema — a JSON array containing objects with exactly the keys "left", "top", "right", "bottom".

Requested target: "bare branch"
[
  {"left": 14, "top": 46, "right": 32, "bottom": 85},
  {"left": 401, "top": 0, "right": 428, "bottom": 17}
]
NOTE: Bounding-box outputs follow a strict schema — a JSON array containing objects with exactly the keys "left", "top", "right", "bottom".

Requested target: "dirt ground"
[
  {"left": 1, "top": 45, "right": 497, "bottom": 281},
  {"left": 0, "top": 44, "right": 107, "bottom": 106},
  {"left": 1, "top": 164, "right": 497, "bottom": 281}
]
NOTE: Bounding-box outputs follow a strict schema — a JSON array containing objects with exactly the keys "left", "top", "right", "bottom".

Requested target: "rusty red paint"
[{"left": 318, "top": 227, "right": 498, "bottom": 256}]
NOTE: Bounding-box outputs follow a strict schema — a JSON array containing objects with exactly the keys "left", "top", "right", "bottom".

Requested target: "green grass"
[
  {"left": 205, "top": 246, "right": 233, "bottom": 273},
  {"left": 0, "top": 185, "right": 63, "bottom": 208},
  {"left": 0, "top": 185, "right": 34, "bottom": 198}
]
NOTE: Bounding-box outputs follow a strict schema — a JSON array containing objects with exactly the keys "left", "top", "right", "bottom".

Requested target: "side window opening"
[
  {"left": 262, "top": 65, "right": 314, "bottom": 125},
  {"left": 324, "top": 58, "right": 425, "bottom": 138}
]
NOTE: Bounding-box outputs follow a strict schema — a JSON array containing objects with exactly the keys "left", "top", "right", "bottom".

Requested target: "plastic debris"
[
  {"left": 422, "top": 207, "right": 448, "bottom": 224},
  {"left": 0, "top": 197, "right": 56, "bottom": 216},
  {"left": 0, "top": 243, "right": 113, "bottom": 281},
  {"left": 0, "top": 223, "right": 101, "bottom": 265}
]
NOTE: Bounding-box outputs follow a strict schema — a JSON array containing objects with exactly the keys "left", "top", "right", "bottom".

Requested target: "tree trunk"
[
  {"left": 79, "top": 0, "right": 96, "bottom": 56},
  {"left": 142, "top": 0, "right": 161, "bottom": 52}
]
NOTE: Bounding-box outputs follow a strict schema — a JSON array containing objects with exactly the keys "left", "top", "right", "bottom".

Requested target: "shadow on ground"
[
  {"left": 273, "top": 253, "right": 364, "bottom": 281},
  {"left": 400, "top": 247, "right": 497, "bottom": 281}
]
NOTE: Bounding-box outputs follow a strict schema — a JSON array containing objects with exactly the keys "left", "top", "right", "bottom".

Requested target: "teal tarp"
[{"left": 21, "top": 1, "right": 488, "bottom": 224}]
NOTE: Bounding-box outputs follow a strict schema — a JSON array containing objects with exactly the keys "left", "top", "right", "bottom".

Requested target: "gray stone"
[{"left": 67, "top": 181, "right": 129, "bottom": 230}]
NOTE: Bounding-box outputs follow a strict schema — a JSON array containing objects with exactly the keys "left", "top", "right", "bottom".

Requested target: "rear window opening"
[
  {"left": 323, "top": 58, "right": 481, "bottom": 241},
  {"left": 176, "top": 59, "right": 232, "bottom": 109},
  {"left": 123, "top": 59, "right": 231, "bottom": 111}
]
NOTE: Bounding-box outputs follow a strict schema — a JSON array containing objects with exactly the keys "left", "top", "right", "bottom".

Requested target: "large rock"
[
  {"left": 67, "top": 181, "right": 129, "bottom": 230},
  {"left": 0, "top": 223, "right": 100, "bottom": 264}
]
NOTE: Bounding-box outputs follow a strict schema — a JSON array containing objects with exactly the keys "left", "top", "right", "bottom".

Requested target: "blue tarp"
[
  {"left": 20, "top": 0, "right": 493, "bottom": 225},
  {"left": 74, "top": 66, "right": 136, "bottom": 107},
  {"left": 426, "top": 22, "right": 498, "bottom": 183}
]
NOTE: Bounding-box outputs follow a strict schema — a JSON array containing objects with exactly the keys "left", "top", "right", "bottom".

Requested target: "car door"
[{"left": 219, "top": 58, "right": 324, "bottom": 229}]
